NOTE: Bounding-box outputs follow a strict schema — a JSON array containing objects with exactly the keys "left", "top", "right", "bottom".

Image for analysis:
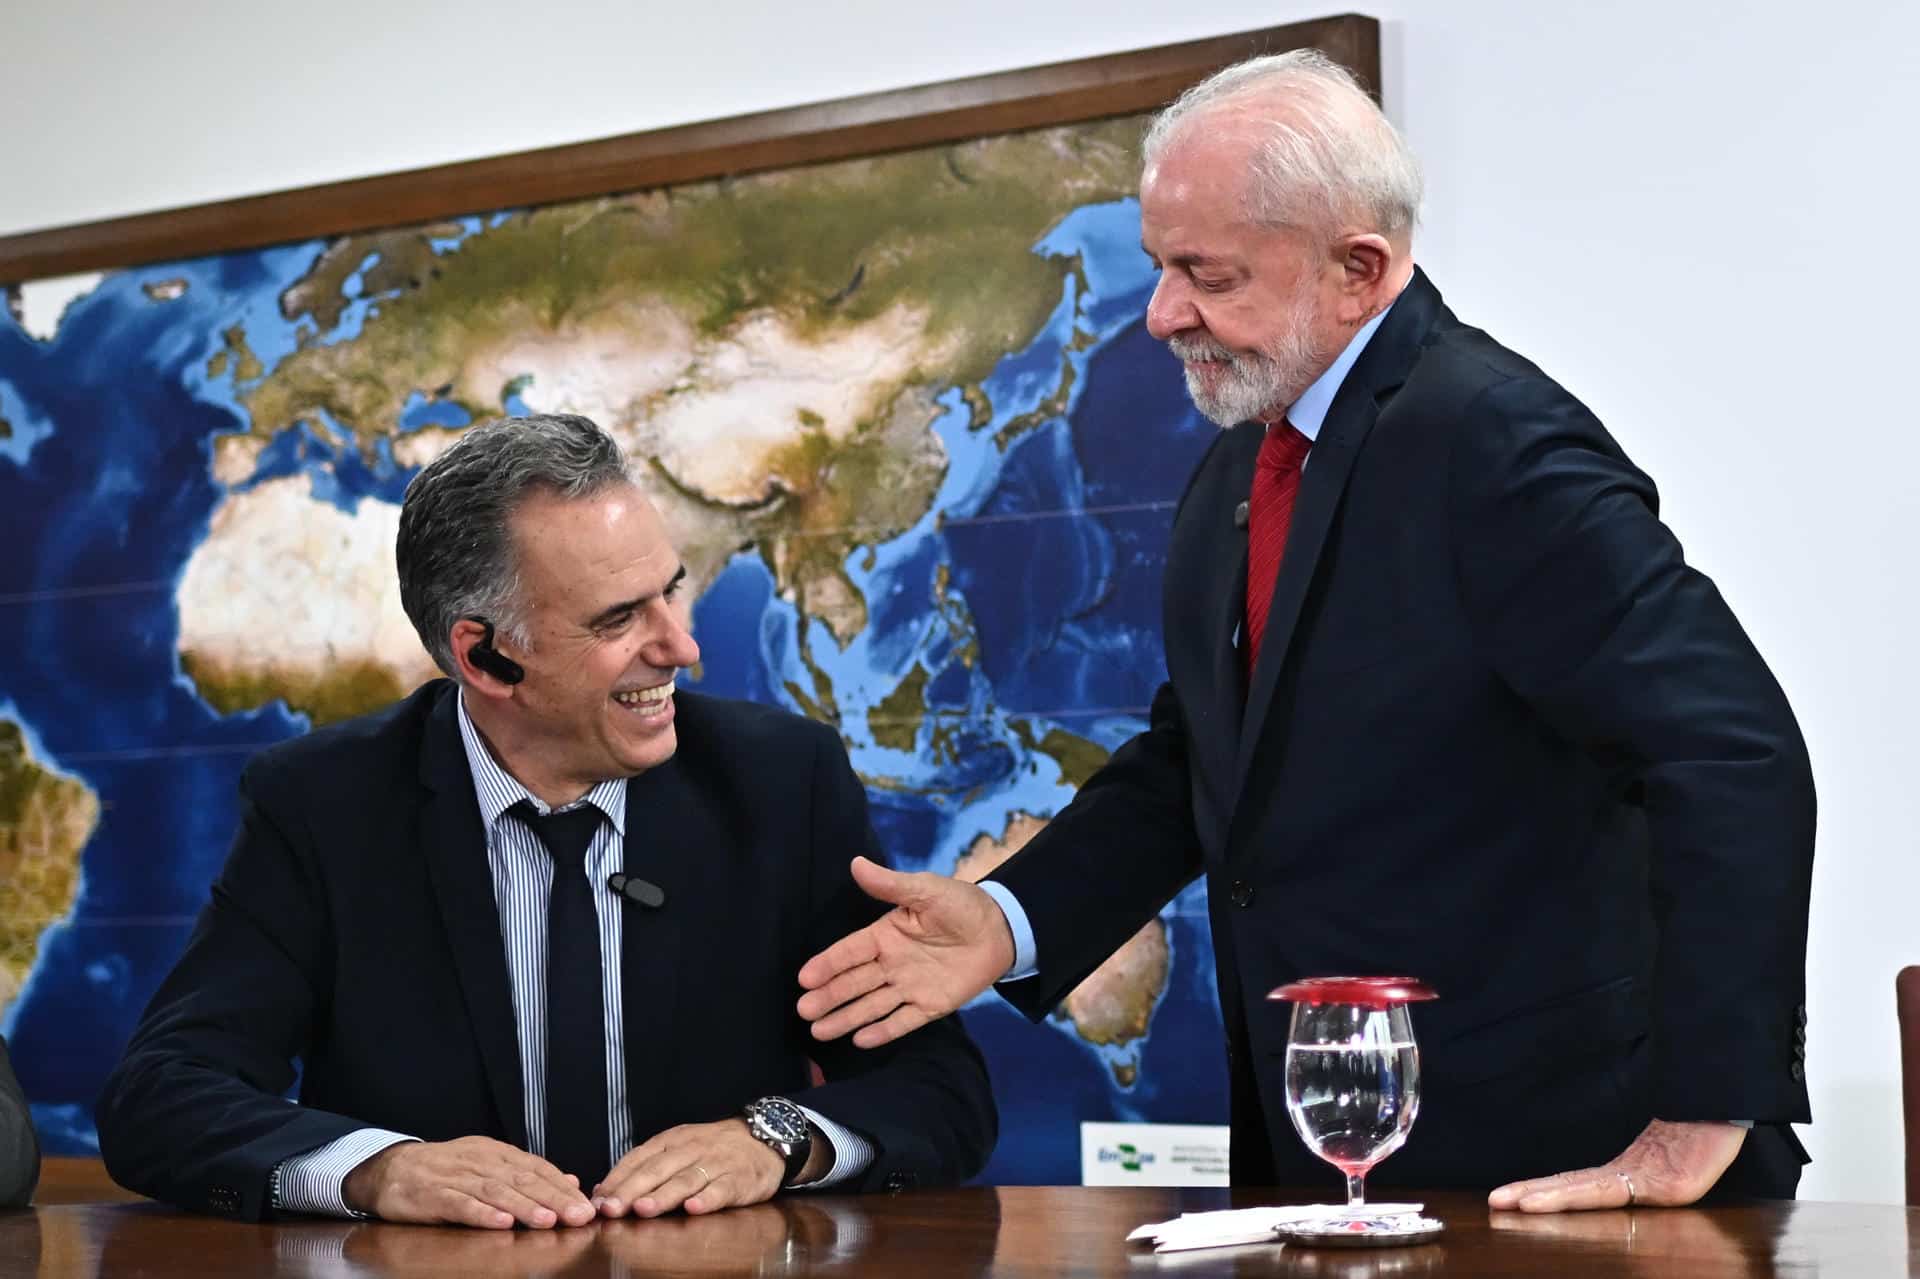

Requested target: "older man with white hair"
[{"left": 798, "top": 49, "right": 1814, "bottom": 1210}]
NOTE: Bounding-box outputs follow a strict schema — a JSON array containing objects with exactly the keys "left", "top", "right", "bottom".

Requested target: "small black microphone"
[
  {"left": 607, "top": 872, "right": 666, "bottom": 909},
  {"left": 1233, "top": 500, "right": 1250, "bottom": 528}
]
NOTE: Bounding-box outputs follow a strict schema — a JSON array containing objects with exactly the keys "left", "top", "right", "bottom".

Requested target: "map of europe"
[{"left": 0, "top": 115, "right": 1224, "bottom": 1183}]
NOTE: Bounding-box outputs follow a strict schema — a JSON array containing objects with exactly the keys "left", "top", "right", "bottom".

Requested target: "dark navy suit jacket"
[
  {"left": 99, "top": 682, "right": 996, "bottom": 1219},
  {"left": 993, "top": 269, "right": 1813, "bottom": 1194}
]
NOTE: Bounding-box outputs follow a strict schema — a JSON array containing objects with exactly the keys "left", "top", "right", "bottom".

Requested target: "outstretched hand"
[
  {"left": 1487, "top": 1119, "right": 1747, "bottom": 1212},
  {"left": 796, "top": 856, "right": 1015, "bottom": 1048}
]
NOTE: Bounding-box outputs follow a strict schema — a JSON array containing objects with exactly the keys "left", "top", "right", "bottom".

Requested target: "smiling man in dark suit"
[
  {"left": 797, "top": 50, "right": 1814, "bottom": 1211},
  {"left": 97, "top": 413, "right": 994, "bottom": 1226}
]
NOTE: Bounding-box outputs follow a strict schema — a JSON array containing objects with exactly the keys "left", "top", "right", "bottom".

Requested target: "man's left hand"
[
  {"left": 1488, "top": 1119, "right": 1747, "bottom": 1212},
  {"left": 593, "top": 1119, "right": 784, "bottom": 1218}
]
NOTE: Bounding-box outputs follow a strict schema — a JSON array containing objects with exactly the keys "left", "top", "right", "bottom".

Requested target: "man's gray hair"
[
  {"left": 397, "top": 413, "right": 629, "bottom": 679},
  {"left": 1143, "top": 48, "right": 1422, "bottom": 240}
]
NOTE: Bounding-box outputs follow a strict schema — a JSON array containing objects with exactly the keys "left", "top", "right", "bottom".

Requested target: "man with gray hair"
[
  {"left": 799, "top": 50, "right": 1814, "bottom": 1209},
  {"left": 98, "top": 413, "right": 995, "bottom": 1226}
]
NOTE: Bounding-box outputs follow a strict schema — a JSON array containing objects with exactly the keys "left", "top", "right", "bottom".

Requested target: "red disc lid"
[{"left": 1267, "top": 976, "right": 1439, "bottom": 1007}]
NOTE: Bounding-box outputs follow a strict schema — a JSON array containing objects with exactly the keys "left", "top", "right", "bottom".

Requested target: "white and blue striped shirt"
[{"left": 273, "top": 690, "right": 871, "bottom": 1216}]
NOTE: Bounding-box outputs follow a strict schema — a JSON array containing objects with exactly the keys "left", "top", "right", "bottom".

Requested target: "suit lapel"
[
  {"left": 418, "top": 688, "right": 529, "bottom": 1149},
  {"left": 1229, "top": 269, "right": 1446, "bottom": 807},
  {"left": 1231, "top": 397, "right": 1377, "bottom": 795},
  {"left": 1194, "top": 424, "right": 1264, "bottom": 795},
  {"left": 618, "top": 762, "right": 690, "bottom": 1141}
]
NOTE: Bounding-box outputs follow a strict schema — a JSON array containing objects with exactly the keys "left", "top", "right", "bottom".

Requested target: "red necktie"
[{"left": 1244, "top": 420, "right": 1312, "bottom": 676}]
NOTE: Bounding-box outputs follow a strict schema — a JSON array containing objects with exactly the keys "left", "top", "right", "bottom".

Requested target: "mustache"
[{"left": 1168, "top": 335, "right": 1235, "bottom": 363}]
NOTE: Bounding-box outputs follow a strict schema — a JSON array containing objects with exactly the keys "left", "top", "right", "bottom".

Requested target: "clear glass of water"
[{"left": 1275, "top": 977, "right": 1435, "bottom": 1208}]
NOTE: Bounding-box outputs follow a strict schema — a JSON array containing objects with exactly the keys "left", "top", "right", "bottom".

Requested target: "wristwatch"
[{"left": 742, "top": 1095, "right": 813, "bottom": 1185}]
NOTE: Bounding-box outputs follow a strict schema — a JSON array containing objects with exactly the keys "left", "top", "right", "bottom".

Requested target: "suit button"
[
  {"left": 1796, "top": 1004, "right": 1808, "bottom": 1028},
  {"left": 1230, "top": 880, "right": 1254, "bottom": 908},
  {"left": 1790, "top": 1060, "right": 1805, "bottom": 1082}
]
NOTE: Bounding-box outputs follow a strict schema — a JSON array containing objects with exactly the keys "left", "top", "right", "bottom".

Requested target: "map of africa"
[{"left": 0, "top": 114, "right": 1224, "bottom": 1182}]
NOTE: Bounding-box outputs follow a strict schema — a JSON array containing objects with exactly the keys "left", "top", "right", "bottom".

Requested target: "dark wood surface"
[
  {"left": 0, "top": 15, "right": 1377, "bottom": 284},
  {"left": 3, "top": 1186, "right": 1913, "bottom": 1277},
  {"left": 29, "top": 1158, "right": 141, "bottom": 1206}
]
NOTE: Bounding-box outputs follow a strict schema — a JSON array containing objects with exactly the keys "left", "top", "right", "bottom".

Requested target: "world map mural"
[{"left": 0, "top": 113, "right": 1226, "bottom": 1183}]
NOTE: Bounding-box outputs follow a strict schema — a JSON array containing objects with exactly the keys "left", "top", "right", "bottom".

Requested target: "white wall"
[{"left": 4, "top": 0, "right": 1916, "bottom": 1204}]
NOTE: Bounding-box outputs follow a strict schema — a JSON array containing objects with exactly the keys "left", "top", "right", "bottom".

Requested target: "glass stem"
[{"left": 1347, "top": 1171, "right": 1366, "bottom": 1206}]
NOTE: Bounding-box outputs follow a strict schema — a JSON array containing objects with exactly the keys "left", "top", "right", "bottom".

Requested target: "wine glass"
[{"left": 1272, "top": 977, "right": 1437, "bottom": 1208}]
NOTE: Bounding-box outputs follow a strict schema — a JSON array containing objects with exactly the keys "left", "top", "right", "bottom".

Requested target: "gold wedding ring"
[
  {"left": 694, "top": 1164, "right": 713, "bottom": 1184},
  {"left": 1615, "top": 1170, "right": 1637, "bottom": 1205}
]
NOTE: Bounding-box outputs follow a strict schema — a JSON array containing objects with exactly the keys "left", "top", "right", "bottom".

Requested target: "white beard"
[{"left": 1168, "top": 284, "right": 1330, "bottom": 427}]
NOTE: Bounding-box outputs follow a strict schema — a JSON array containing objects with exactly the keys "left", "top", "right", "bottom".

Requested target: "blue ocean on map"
[{"left": 0, "top": 196, "right": 1222, "bottom": 1182}]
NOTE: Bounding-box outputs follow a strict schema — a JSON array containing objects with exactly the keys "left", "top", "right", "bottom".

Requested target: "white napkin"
[{"left": 1127, "top": 1203, "right": 1426, "bottom": 1253}]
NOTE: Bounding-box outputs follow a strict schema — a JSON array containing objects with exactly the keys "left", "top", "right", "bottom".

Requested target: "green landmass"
[
  {"left": 927, "top": 716, "right": 962, "bottom": 766},
  {"left": 788, "top": 619, "right": 842, "bottom": 722},
  {"left": 179, "top": 652, "right": 409, "bottom": 727},
  {"left": 246, "top": 117, "right": 1142, "bottom": 451},
  {"left": 0, "top": 718, "right": 98, "bottom": 1014},
  {"left": 0, "top": 416, "right": 10, "bottom": 440},
  {"left": 870, "top": 664, "right": 929, "bottom": 751},
  {"left": 994, "top": 349, "right": 1079, "bottom": 451},
  {"left": 196, "top": 114, "right": 1146, "bottom": 721},
  {"left": 282, "top": 223, "right": 471, "bottom": 332},
  {"left": 783, "top": 679, "right": 835, "bottom": 726},
  {"left": 755, "top": 388, "right": 949, "bottom": 645},
  {"left": 1012, "top": 719, "right": 1111, "bottom": 789},
  {"left": 208, "top": 325, "right": 263, "bottom": 382},
  {"left": 958, "top": 383, "right": 993, "bottom": 429}
]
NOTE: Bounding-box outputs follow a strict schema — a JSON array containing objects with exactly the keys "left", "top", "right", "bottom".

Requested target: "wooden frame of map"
[{"left": 0, "top": 15, "right": 1377, "bottom": 282}]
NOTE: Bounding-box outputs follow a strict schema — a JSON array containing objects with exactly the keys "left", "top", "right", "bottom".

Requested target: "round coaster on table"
[{"left": 1273, "top": 1215, "right": 1445, "bottom": 1248}]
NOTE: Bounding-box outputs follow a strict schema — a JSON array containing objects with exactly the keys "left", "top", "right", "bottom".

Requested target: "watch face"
[{"left": 751, "top": 1097, "right": 809, "bottom": 1145}]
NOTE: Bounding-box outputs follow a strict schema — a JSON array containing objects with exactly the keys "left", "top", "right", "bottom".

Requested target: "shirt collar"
[
  {"left": 455, "top": 688, "right": 628, "bottom": 837},
  {"left": 1277, "top": 298, "right": 1397, "bottom": 442}
]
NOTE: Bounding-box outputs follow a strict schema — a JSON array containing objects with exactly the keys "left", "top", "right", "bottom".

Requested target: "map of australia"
[{"left": 0, "top": 114, "right": 1225, "bottom": 1180}]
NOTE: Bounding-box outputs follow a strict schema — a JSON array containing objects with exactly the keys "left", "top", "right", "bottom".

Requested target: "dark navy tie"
[{"left": 510, "top": 799, "right": 611, "bottom": 1190}]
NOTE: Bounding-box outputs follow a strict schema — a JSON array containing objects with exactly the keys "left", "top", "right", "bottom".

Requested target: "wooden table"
[{"left": 4, "top": 1184, "right": 1915, "bottom": 1276}]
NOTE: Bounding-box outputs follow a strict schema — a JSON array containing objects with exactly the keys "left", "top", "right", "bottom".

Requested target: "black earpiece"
[{"left": 464, "top": 616, "right": 526, "bottom": 685}]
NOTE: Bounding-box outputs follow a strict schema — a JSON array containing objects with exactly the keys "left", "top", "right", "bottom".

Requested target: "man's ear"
[
  {"left": 450, "top": 616, "right": 522, "bottom": 696},
  {"left": 1337, "top": 232, "right": 1397, "bottom": 322}
]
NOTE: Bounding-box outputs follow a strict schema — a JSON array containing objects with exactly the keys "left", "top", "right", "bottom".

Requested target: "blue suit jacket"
[
  {"left": 992, "top": 269, "right": 1813, "bottom": 1192},
  {"left": 99, "top": 682, "right": 996, "bottom": 1219}
]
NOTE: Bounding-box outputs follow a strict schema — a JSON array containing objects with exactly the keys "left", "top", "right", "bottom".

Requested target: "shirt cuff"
[
  {"left": 791, "top": 1105, "right": 873, "bottom": 1189},
  {"left": 978, "top": 880, "right": 1038, "bottom": 981},
  {"left": 272, "top": 1129, "right": 419, "bottom": 1218}
]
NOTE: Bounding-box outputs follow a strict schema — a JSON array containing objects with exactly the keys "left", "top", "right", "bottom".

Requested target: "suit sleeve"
[
  {"left": 787, "top": 727, "right": 998, "bottom": 1191},
  {"left": 0, "top": 1036, "right": 40, "bottom": 1207},
  {"left": 1448, "top": 375, "right": 1815, "bottom": 1123},
  {"left": 95, "top": 757, "right": 377, "bottom": 1219}
]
